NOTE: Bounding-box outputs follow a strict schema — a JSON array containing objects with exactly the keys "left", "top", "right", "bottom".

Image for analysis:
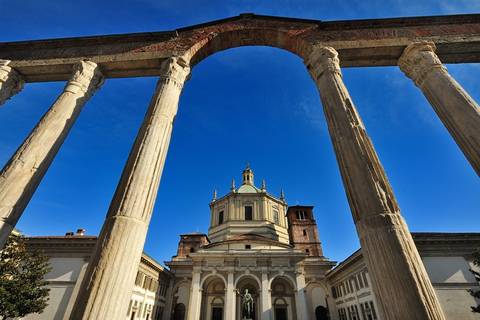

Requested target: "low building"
[
  {"left": 327, "top": 233, "right": 480, "bottom": 320},
  {"left": 23, "top": 229, "right": 174, "bottom": 320}
]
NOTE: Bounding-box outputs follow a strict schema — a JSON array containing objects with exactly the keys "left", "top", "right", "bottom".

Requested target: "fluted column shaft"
[
  {"left": 0, "top": 61, "right": 104, "bottom": 247},
  {"left": 399, "top": 41, "right": 480, "bottom": 177},
  {"left": 0, "top": 60, "right": 25, "bottom": 106},
  {"left": 304, "top": 47, "right": 445, "bottom": 320},
  {"left": 69, "top": 57, "right": 190, "bottom": 320}
]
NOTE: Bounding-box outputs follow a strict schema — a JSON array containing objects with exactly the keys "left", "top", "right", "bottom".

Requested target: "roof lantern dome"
[{"left": 236, "top": 163, "right": 261, "bottom": 193}]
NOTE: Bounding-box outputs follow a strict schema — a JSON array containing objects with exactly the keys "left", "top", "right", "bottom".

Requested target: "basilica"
[{"left": 164, "top": 165, "right": 335, "bottom": 320}]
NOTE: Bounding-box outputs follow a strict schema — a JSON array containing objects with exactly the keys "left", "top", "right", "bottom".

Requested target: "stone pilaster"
[
  {"left": 0, "top": 60, "right": 25, "bottom": 106},
  {"left": 398, "top": 41, "right": 480, "bottom": 177},
  {"left": 69, "top": 56, "right": 190, "bottom": 320},
  {"left": 261, "top": 269, "right": 271, "bottom": 320},
  {"left": 304, "top": 46, "right": 446, "bottom": 320},
  {"left": 188, "top": 268, "right": 202, "bottom": 320},
  {"left": 225, "top": 270, "right": 236, "bottom": 320},
  {"left": 0, "top": 61, "right": 103, "bottom": 247},
  {"left": 294, "top": 266, "right": 308, "bottom": 320}
]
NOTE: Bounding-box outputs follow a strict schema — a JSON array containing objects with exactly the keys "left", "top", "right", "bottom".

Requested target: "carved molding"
[
  {"left": 304, "top": 47, "right": 342, "bottom": 83},
  {"left": 238, "top": 258, "right": 257, "bottom": 268},
  {"left": 207, "top": 259, "right": 224, "bottom": 268},
  {"left": 398, "top": 41, "right": 446, "bottom": 87}
]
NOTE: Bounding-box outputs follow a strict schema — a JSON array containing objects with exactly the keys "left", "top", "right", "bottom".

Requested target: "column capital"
[
  {"left": 64, "top": 60, "right": 104, "bottom": 98},
  {"left": 0, "top": 59, "right": 25, "bottom": 106},
  {"left": 304, "top": 47, "right": 342, "bottom": 83},
  {"left": 158, "top": 56, "right": 191, "bottom": 89},
  {"left": 398, "top": 41, "right": 446, "bottom": 87}
]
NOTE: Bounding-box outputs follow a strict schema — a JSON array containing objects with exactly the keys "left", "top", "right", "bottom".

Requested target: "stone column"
[
  {"left": 0, "top": 61, "right": 104, "bottom": 247},
  {"left": 398, "top": 41, "right": 480, "bottom": 177},
  {"left": 0, "top": 60, "right": 25, "bottom": 106},
  {"left": 261, "top": 269, "right": 271, "bottom": 320},
  {"left": 69, "top": 56, "right": 190, "bottom": 320},
  {"left": 304, "top": 46, "right": 445, "bottom": 320},
  {"left": 225, "top": 270, "right": 236, "bottom": 320}
]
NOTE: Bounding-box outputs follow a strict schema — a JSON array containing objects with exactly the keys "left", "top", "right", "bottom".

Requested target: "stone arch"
[
  {"left": 181, "top": 15, "right": 318, "bottom": 68},
  {"left": 268, "top": 273, "right": 297, "bottom": 291},
  {"left": 271, "top": 277, "right": 296, "bottom": 320},
  {"left": 200, "top": 272, "right": 227, "bottom": 288},
  {"left": 171, "top": 281, "right": 191, "bottom": 318},
  {"left": 235, "top": 273, "right": 261, "bottom": 289},
  {"left": 201, "top": 276, "right": 226, "bottom": 320},
  {"left": 236, "top": 276, "right": 260, "bottom": 320},
  {"left": 305, "top": 278, "right": 329, "bottom": 315}
]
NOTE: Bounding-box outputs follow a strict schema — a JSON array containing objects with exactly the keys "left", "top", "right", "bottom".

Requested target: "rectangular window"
[
  {"left": 245, "top": 245, "right": 251, "bottom": 249},
  {"left": 218, "top": 211, "right": 224, "bottom": 224},
  {"left": 245, "top": 206, "right": 252, "bottom": 220},
  {"left": 273, "top": 210, "right": 279, "bottom": 224}
]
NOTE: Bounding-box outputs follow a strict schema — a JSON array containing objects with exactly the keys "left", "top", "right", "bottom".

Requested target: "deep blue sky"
[{"left": 1, "top": 0, "right": 479, "bottom": 265}]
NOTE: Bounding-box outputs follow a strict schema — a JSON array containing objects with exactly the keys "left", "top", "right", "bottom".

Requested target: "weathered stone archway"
[{"left": 1, "top": 13, "right": 480, "bottom": 320}]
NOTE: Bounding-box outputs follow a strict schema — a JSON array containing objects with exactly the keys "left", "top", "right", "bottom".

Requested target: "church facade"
[{"left": 164, "top": 166, "right": 336, "bottom": 320}]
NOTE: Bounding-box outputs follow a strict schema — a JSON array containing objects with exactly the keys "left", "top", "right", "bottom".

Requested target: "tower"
[{"left": 286, "top": 205, "right": 324, "bottom": 256}]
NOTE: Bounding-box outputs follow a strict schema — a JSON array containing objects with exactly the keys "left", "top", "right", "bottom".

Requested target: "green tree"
[
  {"left": 0, "top": 234, "right": 51, "bottom": 320},
  {"left": 468, "top": 248, "right": 480, "bottom": 313}
]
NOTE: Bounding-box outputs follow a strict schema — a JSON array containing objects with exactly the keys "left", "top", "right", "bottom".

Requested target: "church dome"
[{"left": 236, "top": 184, "right": 261, "bottom": 193}]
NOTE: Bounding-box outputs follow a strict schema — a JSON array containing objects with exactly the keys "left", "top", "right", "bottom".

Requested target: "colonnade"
[
  {"left": 0, "top": 41, "right": 479, "bottom": 319},
  {"left": 188, "top": 269, "right": 307, "bottom": 320}
]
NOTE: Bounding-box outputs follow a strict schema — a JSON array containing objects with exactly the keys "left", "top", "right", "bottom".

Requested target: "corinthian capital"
[
  {"left": 158, "top": 56, "right": 191, "bottom": 88},
  {"left": 398, "top": 41, "right": 446, "bottom": 87},
  {"left": 304, "top": 47, "right": 342, "bottom": 83},
  {"left": 64, "top": 60, "right": 105, "bottom": 97},
  {"left": 0, "top": 60, "right": 25, "bottom": 106}
]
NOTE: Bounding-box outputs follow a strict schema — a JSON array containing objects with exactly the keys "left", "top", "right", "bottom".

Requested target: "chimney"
[
  {"left": 76, "top": 228, "right": 85, "bottom": 236},
  {"left": 65, "top": 232, "right": 74, "bottom": 236}
]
